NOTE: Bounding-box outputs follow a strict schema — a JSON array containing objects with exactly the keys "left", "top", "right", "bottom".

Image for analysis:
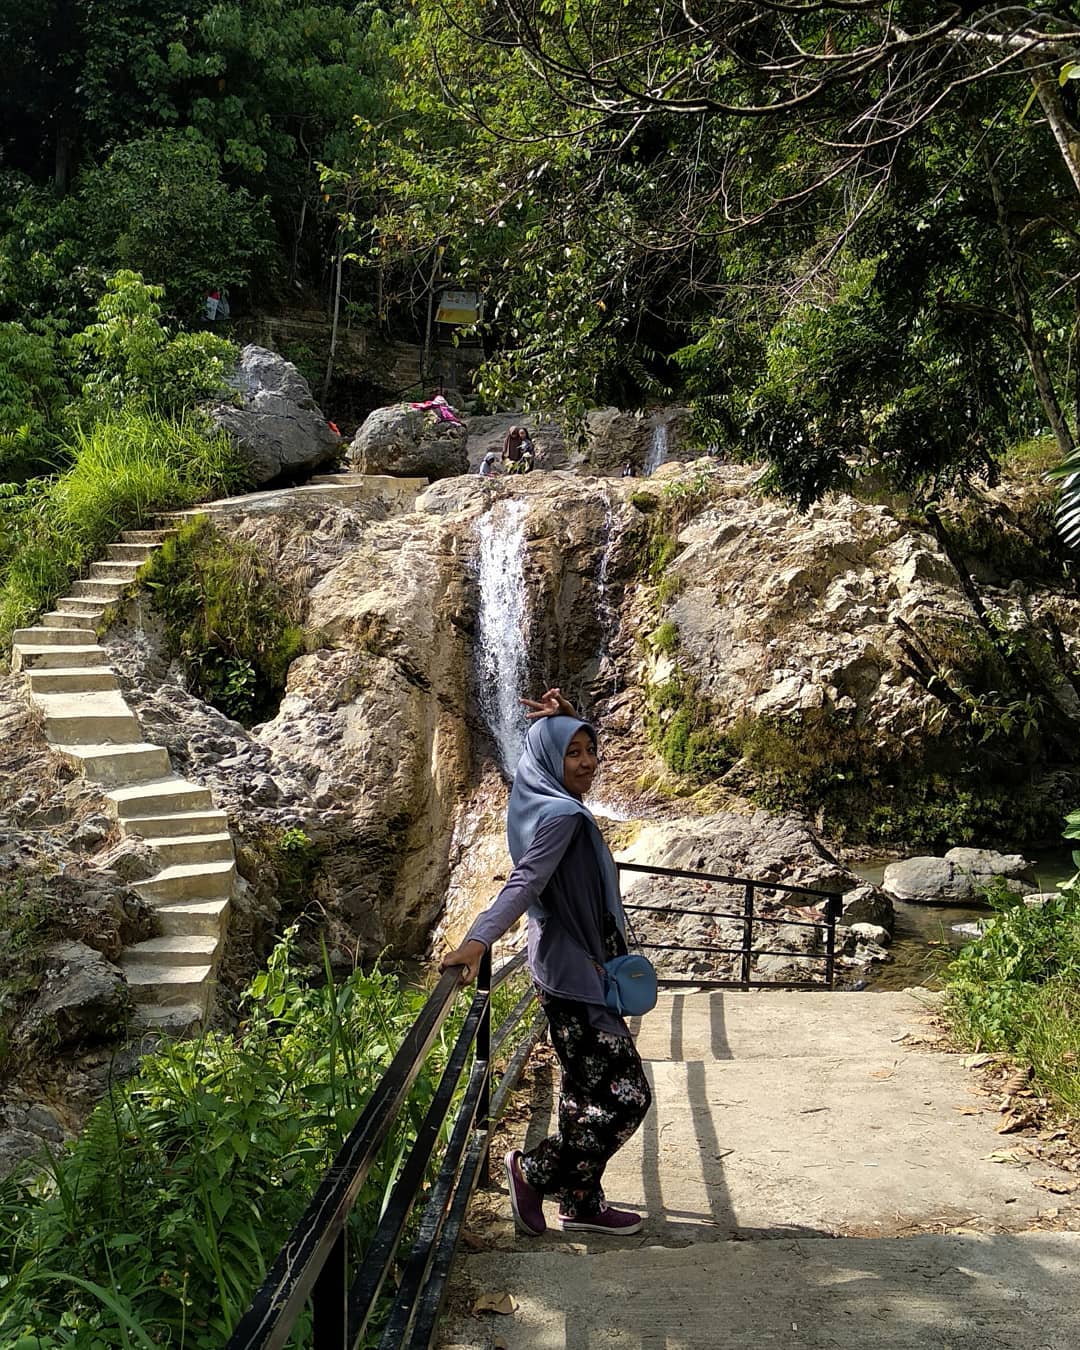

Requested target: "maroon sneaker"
[
  {"left": 505, "top": 1149, "right": 546, "bottom": 1236},
  {"left": 558, "top": 1206, "right": 643, "bottom": 1235}
]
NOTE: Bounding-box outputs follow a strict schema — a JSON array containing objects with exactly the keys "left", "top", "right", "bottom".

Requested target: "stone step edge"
[{"left": 12, "top": 521, "right": 233, "bottom": 1029}]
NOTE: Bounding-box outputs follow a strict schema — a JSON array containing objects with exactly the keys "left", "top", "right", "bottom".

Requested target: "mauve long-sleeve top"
[{"left": 464, "top": 812, "right": 628, "bottom": 1036}]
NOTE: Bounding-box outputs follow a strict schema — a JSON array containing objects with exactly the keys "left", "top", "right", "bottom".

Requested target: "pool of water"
[{"left": 850, "top": 847, "right": 1076, "bottom": 991}]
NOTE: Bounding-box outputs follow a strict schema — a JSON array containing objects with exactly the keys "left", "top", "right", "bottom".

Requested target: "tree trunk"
[
  {"left": 322, "top": 227, "right": 345, "bottom": 406},
  {"left": 983, "top": 144, "right": 1075, "bottom": 459},
  {"left": 1026, "top": 58, "right": 1080, "bottom": 199}
]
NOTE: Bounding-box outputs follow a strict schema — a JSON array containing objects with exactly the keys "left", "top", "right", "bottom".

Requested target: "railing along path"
[{"left": 228, "top": 866, "right": 843, "bottom": 1348}]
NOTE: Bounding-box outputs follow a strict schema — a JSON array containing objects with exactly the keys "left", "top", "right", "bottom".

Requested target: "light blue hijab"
[{"left": 507, "top": 715, "right": 624, "bottom": 935}]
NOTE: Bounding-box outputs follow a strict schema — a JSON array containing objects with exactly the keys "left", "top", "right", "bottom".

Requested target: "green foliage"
[
  {"left": 144, "top": 519, "right": 308, "bottom": 723},
  {"left": 943, "top": 879, "right": 1080, "bottom": 1114},
  {"left": 71, "top": 271, "right": 237, "bottom": 423},
  {"left": 78, "top": 135, "right": 273, "bottom": 316},
  {"left": 649, "top": 621, "right": 679, "bottom": 656},
  {"left": 646, "top": 679, "right": 735, "bottom": 780},
  {"left": 0, "top": 323, "right": 69, "bottom": 481},
  {"left": 0, "top": 412, "right": 248, "bottom": 646},
  {"left": 0, "top": 930, "right": 458, "bottom": 1348}
]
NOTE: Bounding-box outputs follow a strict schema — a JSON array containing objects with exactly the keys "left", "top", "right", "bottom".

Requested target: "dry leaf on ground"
[{"left": 472, "top": 1291, "right": 518, "bottom": 1316}]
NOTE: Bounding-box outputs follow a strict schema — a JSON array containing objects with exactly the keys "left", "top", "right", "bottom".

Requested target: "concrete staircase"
[{"left": 11, "top": 529, "right": 234, "bottom": 1028}]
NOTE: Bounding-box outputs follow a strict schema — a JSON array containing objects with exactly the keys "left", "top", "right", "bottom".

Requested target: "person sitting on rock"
[
  {"left": 478, "top": 451, "right": 500, "bottom": 477},
  {"left": 519, "top": 441, "right": 535, "bottom": 473},
  {"left": 503, "top": 425, "right": 528, "bottom": 465}
]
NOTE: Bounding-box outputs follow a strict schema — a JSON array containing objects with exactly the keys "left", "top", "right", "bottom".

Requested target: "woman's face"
[{"left": 562, "top": 728, "right": 598, "bottom": 798}]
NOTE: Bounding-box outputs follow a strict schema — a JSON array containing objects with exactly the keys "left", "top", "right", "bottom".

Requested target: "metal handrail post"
[
  {"left": 824, "top": 894, "right": 842, "bottom": 988},
  {"left": 312, "top": 1227, "right": 347, "bottom": 1350},
  {"left": 476, "top": 946, "right": 492, "bottom": 1186},
  {"left": 740, "top": 883, "right": 754, "bottom": 988}
]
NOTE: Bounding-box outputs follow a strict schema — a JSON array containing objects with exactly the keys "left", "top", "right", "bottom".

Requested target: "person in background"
[
  {"left": 502, "top": 425, "right": 528, "bottom": 466},
  {"left": 439, "top": 689, "right": 652, "bottom": 1237},
  {"left": 478, "top": 451, "right": 500, "bottom": 477},
  {"left": 621, "top": 461, "right": 636, "bottom": 478}
]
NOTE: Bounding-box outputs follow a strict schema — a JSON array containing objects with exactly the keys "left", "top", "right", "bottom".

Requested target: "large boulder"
[
  {"left": 882, "top": 848, "right": 1037, "bottom": 905},
  {"left": 350, "top": 404, "right": 467, "bottom": 480},
  {"left": 208, "top": 344, "right": 341, "bottom": 485},
  {"left": 19, "top": 942, "right": 131, "bottom": 1049}
]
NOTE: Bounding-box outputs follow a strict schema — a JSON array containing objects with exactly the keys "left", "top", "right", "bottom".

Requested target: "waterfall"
[
  {"left": 594, "top": 487, "right": 621, "bottom": 695},
  {"left": 475, "top": 497, "right": 530, "bottom": 774},
  {"left": 644, "top": 418, "right": 670, "bottom": 476}
]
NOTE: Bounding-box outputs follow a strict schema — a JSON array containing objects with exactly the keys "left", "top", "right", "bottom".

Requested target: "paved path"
[{"left": 440, "top": 990, "right": 1080, "bottom": 1349}]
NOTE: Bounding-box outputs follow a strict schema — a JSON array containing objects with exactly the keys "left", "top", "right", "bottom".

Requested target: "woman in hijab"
[{"left": 440, "top": 690, "right": 652, "bottom": 1237}]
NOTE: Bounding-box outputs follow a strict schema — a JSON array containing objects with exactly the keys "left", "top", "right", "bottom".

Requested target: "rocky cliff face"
[{"left": 105, "top": 454, "right": 1080, "bottom": 962}]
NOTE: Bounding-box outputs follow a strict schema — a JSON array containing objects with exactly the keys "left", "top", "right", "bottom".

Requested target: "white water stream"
[
  {"left": 644, "top": 418, "right": 669, "bottom": 476},
  {"left": 475, "top": 497, "right": 530, "bottom": 774}
]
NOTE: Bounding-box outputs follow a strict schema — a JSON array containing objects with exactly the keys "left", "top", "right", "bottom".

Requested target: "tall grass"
[
  {"left": 0, "top": 933, "right": 461, "bottom": 1348},
  {"left": 942, "top": 882, "right": 1080, "bottom": 1116},
  {"left": 0, "top": 410, "right": 249, "bottom": 647}
]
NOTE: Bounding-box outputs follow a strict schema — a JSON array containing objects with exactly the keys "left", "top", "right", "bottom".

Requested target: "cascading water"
[
  {"left": 644, "top": 417, "right": 670, "bottom": 476},
  {"left": 593, "top": 486, "right": 621, "bottom": 696},
  {"left": 475, "top": 497, "right": 531, "bottom": 774}
]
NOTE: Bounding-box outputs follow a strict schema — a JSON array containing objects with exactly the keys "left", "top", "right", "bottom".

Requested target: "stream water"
[
  {"left": 475, "top": 497, "right": 530, "bottom": 774},
  {"left": 852, "top": 847, "right": 1076, "bottom": 990}
]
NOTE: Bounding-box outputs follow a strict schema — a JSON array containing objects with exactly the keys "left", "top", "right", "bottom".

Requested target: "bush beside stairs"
[{"left": 10, "top": 530, "right": 234, "bottom": 1030}]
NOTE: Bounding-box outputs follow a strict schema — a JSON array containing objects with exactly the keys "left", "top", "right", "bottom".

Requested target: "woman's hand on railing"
[
  {"left": 439, "top": 939, "right": 487, "bottom": 985},
  {"left": 521, "top": 687, "right": 576, "bottom": 720}
]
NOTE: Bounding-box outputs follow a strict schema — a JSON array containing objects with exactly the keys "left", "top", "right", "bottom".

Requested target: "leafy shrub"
[
  {"left": 70, "top": 271, "right": 237, "bottom": 424},
  {"left": 0, "top": 932, "right": 459, "bottom": 1348},
  {"left": 0, "top": 412, "right": 249, "bottom": 645},
  {"left": 0, "top": 323, "right": 69, "bottom": 481},
  {"left": 944, "top": 880, "right": 1080, "bottom": 1114},
  {"left": 650, "top": 621, "right": 679, "bottom": 655},
  {"left": 144, "top": 519, "right": 309, "bottom": 724},
  {"left": 78, "top": 133, "right": 274, "bottom": 318}
]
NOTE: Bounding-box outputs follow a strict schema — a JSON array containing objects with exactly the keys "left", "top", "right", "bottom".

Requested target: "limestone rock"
[
  {"left": 20, "top": 942, "right": 131, "bottom": 1049},
  {"left": 840, "top": 883, "right": 895, "bottom": 933},
  {"left": 207, "top": 344, "right": 341, "bottom": 485},
  {"left": 350, "top": 403, "right": 467, "bottom": 479},
  {"left": 882, "top": 850, "right": 1037, "bottom": 905}
]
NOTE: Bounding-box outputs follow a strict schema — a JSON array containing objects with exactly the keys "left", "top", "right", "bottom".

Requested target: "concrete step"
[
  {"left": 57, "top": 742, "right": 171, "bottom": 785},
  {"left": 54, "top": 596, "right": 114, "bottom": 616},
  {"left": 107, "top": 543, "right": 156, "bottom": 563},
  {"left": 120, "top": 529, "right": 176, "bottom": 545},
  {"left": 132, "top": 860, "right": 235, "bottom": 904},
  {"left": 153, "top": 897, "right": 230, "bottom": 938},
  {"left": 12, "top": 645, "right": 108, "bottom": 671},
  {"left": 12, "top": 626, "right": 94, "bottom": 647},
  {"left": 70, "top": 579, "right": 130, "bottom": 601},
  {"left": 121, "top": 935, "right": 219, "bottom": 967},
  {"left": 27, "top": 667, "right": 119, "bottom": 694},
  {"left": 41, "top": 610, "right": 101, "bottom": 630},
  {"left": 122, "top": 809, "right": 229, "bottom": 838},
  {"left": 123, "top": 962, "right": 214, "bottom": 1008},
  {"left": 109, "top": 778, "right": 215, "bottom": 819},
  {"left": 141, "top": 832, "right": 234, "bottom": 866},
  {"left": 133, "top": 1002, "right": 204, "bottom": 1033},
  {"left": 37, "top": 691, "right": 141, "bottom": 745},
  {"left": 89, "top": 562, "right": 140, "bottom": 581}
]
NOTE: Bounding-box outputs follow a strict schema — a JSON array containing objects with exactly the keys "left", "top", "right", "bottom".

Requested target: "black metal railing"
[
  {"left": 227, "top": 865, "right": 845, "bottom": 1348},
  {"left": 617, "top": 861, "right": 844, "bottom": 990},
  {"left": 225, "top": 949, "right": 543, "bottom": 1350}
]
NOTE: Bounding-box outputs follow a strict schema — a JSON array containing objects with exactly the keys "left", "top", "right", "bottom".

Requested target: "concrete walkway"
[{"left": 440, "top": 991, "right": 1080, "bottom": 1349}]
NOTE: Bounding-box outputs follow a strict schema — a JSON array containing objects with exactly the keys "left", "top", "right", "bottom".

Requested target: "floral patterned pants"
[{"left": 518, "top": 997, "right": 652, "bottom": 1218}]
